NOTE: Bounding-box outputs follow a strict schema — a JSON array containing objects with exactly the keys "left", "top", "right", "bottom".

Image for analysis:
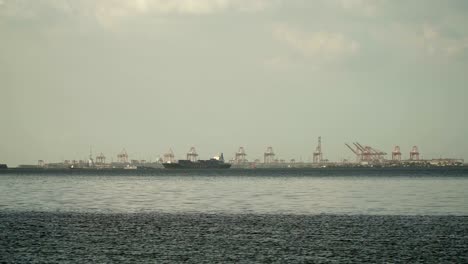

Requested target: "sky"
[{"left": 1, "top": 0, "right": 468, "bottom": 166}]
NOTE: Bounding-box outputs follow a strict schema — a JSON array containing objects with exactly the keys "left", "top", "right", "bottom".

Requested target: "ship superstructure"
[{"left": 163, "top": 147, "right": 231, "bottom": 169}]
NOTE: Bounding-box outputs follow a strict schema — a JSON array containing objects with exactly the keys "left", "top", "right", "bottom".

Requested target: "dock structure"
[
  {"left": 345, "top": 142, "right": 387, "bottom": 163},
  {"left": 264, "top": 146, "right": 275, "bottom": 164},
  {"left": 410, "top": 146, "right": 420, "bottom": 160},
  {"left": 313, "top": 136, "right": 323, "bottom": 163},
  {"left": 96, "top": 153, "right": 106, "bottom": 164},
  {"left": 163, "top": 149, "right": 175, "bottom": 163},
  {"left": 186, "top": 147, "right": 198, "bottom": 162},
  {"left": 234, "top": 147, "right": 248, "bottom": 164},
  {"left": 15, "top": 140, "right": 466, "bottom": 170},
  {"left": 117, "top": 149, "right": 129, "bottom": 163},
  {"left": 392, "top": 146, "right": 402, "bottom": 161}
]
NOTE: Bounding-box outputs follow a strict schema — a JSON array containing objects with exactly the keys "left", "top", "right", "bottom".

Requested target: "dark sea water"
[{"left": 1, "top": 168, "right": 468, "bottom": 262}]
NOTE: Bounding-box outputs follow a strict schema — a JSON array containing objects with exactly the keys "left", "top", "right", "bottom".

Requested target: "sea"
[{"left": 1, "top": 168, "right": 467, "bottom": 263}]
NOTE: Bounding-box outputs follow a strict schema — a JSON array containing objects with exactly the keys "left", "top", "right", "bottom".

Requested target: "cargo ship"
[{"left": 163, "top": 154, "right": 231, "bottom": 169}]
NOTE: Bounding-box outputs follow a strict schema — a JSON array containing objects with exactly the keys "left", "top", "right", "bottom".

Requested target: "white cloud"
[
  {"left": 1, "top": 0, "right": 275, "bottom": 16},
  {"left": 88, "top": 0, "right": 275, "bottom": 28},
  {"left": 273, "top": 24, "right": 359, "bottom": 60},
  {"left": 422, "top": 25, "right": 468, "bottom": 57},
  {"left": 142, "top": 0, "right": 273, "bottom": 14},
  {"left": 0, "top": 0, "right": 278, "bottom": 29},
  {"left": 338, "top": 0, "right": 384, "bottom": 16},
  {"left": 370, "top": 22, "right": 468, "bottom": 60}
]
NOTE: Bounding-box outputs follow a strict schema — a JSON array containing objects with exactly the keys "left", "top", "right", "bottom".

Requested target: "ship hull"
[{"left": 163, "top": 161, "right": 231, "bottom": 169}]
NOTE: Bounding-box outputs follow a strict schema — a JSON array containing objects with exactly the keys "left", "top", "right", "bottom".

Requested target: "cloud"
[
  {"left": 142, "top": 0, "right": 274, "bottom": 14},
  {"left": 0, "top": 0, "right": 278, "bottom": 29},
  {"left": 369, "top": 21, "right": 468, "bottom": 60},
  {"left": 92, "top": 0, "right": 231, "bottom": 17},
  {"left": 0, "top": 0, "right": 275, "bottom": 17},
  {"left": 337, "top": 0, "right": 384, "bottom": 16},
  {"left": 422, "top": 25, "right": 468, "bottom": 57},
  {"left": 273, "top": 24, "right": 359, "bottom": 60}
]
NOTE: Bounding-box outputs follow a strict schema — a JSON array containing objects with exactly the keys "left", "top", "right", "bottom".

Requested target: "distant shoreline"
[{"left": 1, "top": 166, "right": 468, "bottom": 176}]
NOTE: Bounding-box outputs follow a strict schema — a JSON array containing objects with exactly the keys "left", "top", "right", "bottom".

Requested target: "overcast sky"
[{"left": 1, "top": 0, "right": 467, "bottom": 166}]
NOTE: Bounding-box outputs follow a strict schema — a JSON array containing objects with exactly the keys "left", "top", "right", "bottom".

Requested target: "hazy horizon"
[{"left": 1, "top": 0, "right": 468, "bottom": 166}]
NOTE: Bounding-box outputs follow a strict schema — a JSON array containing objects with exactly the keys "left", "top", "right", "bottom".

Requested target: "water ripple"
[{"left": 0, "top": 174, "right": 467, "bottom": 215}]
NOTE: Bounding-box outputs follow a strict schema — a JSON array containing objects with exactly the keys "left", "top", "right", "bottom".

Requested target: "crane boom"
[
  {"left": 345, "top": 143, "right": 358, "bottom": 155},
  {"left": 370, "top": 148, "right": 387, "bottom": 155},
  {"left": 353, "top": 142, "right": 365, "bottom": 152},
  {"left": 355, "top": 142, "right": 367, "bottom": 151}
]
